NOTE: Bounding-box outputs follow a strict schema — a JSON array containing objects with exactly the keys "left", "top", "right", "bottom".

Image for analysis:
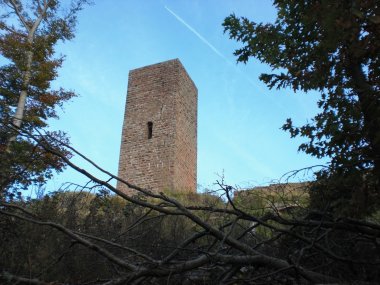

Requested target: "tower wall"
[{"left": 117, "top": 59, "right": 197, "bottom": 194}]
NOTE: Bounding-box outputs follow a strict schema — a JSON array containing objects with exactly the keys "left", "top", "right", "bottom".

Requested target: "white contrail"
[
  {"left": 164, "top": 6, "right": 286, "bottom": 112},
  {"left": 164, "top": 6, "right": 229, "bottom": 62},
  {"left": 164, "top": 7, "right": 262, "bottom": 89}
]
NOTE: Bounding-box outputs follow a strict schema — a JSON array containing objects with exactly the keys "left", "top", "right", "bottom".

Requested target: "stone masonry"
[{"left": 117, "top": 59, "right": 197, "bottom": 194}]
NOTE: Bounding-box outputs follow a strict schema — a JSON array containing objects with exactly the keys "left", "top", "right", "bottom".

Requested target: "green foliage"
[
  {"left": 223, "top": 0, "right": 380, "bottom": 216},
  {"left": 0, "top": 0, "right": 90, "bottom": 194},
  {"left": 234, "top": 183, "right": 309, "bottom": 238},
  {"left": 1, "top": 186, "right": 379, "bottom": 284},
  {"left": 234, "top": 183, "right": 309, "bottom": 214},
  {"left": 0, "top": 131, "right": 70, "bottom": 196},
  {"left": 0, "top": 189, "right": 226, "bottom": 283}
]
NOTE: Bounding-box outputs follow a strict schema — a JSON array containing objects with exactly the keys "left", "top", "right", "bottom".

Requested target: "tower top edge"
[
  {"left": 130, "top": 58, "right": 180, "bottom": 72},
  {"left": 129, "top": 59, "right": 197, "bottom": 92}
]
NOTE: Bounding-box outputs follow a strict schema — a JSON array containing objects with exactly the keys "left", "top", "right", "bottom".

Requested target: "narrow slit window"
[{"left": 147, "top": 121, "right": 153, "bottom": 139}]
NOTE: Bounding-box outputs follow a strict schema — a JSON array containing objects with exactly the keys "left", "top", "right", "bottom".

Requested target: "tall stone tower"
[{"left": 117, "top": 59, "right": 197, "bottom": 194}]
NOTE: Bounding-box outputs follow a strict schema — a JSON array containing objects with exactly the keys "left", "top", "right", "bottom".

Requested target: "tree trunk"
[
  {"left": 348, "top": 59, "right": 380, "bottom": 188},
  {"left": 12, "top": 50, "right": 33, "bottom": 129},
  {"left": 7, "top": 46, "right": 34, "bottom": 145},
  {"left": 7, "top": 2, "right": 47, "bottom": 145}
]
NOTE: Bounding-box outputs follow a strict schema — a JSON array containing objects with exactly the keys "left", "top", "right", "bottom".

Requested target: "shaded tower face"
[{"left": 117, "top": 59, "right": 197, "bottom": 194}]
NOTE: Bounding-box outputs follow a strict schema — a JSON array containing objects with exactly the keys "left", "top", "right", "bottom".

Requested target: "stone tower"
[{"left": 117, "top": 59, "right": 197, "bottom": 194}]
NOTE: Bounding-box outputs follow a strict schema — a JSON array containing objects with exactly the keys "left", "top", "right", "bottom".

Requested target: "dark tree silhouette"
[{"left": 223, "top": 0, "right": 380, "bottom": 216}]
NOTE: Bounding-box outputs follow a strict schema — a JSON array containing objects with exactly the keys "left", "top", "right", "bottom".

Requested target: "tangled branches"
[{"left": 1, "top": 126, "right": 379, "bottom": 284}]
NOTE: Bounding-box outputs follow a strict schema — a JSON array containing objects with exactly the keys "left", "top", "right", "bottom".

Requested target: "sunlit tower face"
[{"left": 117, "top": 59, "right": 197, "bottom": 194}]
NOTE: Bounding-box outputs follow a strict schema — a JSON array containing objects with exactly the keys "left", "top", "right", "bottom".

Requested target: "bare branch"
[
  {"left": 0, "top": 209, "right": 138, "bottom": 271},
  {"left": 0, "top": 271, "right": 52, "bottom": 285},
  {"left": 8, "top": 0, "right": 29, "bottom": 30}
]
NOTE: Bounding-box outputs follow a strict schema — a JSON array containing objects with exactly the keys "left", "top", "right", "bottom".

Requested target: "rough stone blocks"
[{"left": 117, "top": 59, "right": 197, "bottom": 194}]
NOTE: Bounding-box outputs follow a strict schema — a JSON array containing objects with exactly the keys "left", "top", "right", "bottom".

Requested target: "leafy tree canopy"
[
  {"left": 0, "top": 0, "right": 90, "bottom": 195},
  {"left": 223, "top": 0, "right": 380, "bottom": 215}
]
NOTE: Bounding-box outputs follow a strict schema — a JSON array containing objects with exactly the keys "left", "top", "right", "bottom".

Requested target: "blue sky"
[{"left": 42, "top": 0, "right": 324, "bottom": 191}]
